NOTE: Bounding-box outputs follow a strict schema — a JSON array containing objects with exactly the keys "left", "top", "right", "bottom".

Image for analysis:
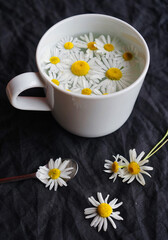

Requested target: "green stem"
[
  {"left": 143, "top": 130, "right": 168, "bottom": 160},
  {"left": 119, "top": 165, "right": 126, "bottom": 168},
  {"left": 147, "top": 139, "right": 168, "bottom": 159}
]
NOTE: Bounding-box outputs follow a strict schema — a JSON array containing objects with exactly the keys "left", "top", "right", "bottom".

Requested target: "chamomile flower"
[
  {"left": 76, "top": 32, "right": 98, "bottom": 58},
  {"left": 48, "top": 71, "right": 70, "bottom": 90},
  {"left": 42, "top": 47, "right": 66, "bottom": 73},
  {"left": 115, "top": 45, "right": 139, "bottom": 66},
  {"left": 36, "top": 158, "right": 73, "bottom": 191},
  {"left": 57, "top": 36, "right": 80, "bottom": 56},
  {"left": 84, "top": 192, "right": 123, "bottom": 232},
  {"left": 96, "top": 57, "right": 135, "bottom": 91},
  {"left": 119, "top": 149, "right": 153, "bottom": 186},
  {"left": 95, "top": 35, "right": 121, "bottom": 58},
  {"left": 63, "top": 52, "right": 102, "bottom": 87},
  {"left": 104, "top": 154, "right": 124, "bottom": 182},
  {"left": 71, "top": 78, "right": 102, "bottom": 95}
]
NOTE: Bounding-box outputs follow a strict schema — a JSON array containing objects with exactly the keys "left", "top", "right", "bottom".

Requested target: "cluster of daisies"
[
  {"left": 35, "top": 131, "right": 168, "bottom": 232},
  {"left": 104, "top": 149, "right": 153, "bottom": 186},
  {"left": 41, "top": 32, "right": 139, "bottom": 95}
]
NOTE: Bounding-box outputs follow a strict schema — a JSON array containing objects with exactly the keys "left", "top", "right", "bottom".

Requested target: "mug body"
[{"left": 36, "top": 14, "right": 150, "bottom": 137}]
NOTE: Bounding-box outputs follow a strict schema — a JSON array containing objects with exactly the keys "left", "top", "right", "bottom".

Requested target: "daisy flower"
[
  {"left": 71, "top": 78, "right": 102, "bottom": 95},
  {"left": 63, "top": 51, "right": 102, "bottom": 87},
  {"left": 48, "top": 71, "right": 70, "bottom": 91},
  {"left": 75, "top": 32, "right": 98, "bottom": 58},
  {"left": 104, "top": 154, "right": 125, "bottom": 182},
  {"left": 36, "top": 158, "right": 73, "bottom": 191},
  {"left": 94, "top": 35, "right": 121, "bottom": 58},
  {"left": 119, "top": 149, "right": 153, "bottom": 186},
  {"left": 42, "top": 47, "right": 67, "bottom": 73},
  {"left": 96, "top": 57, "right": 135, "bottom": 91},
  {"left": 84, "top": 192, "right": 123, "bottom": 232},
  {"left": 56, "top": 36, "right": 80, "bottom": 56},
  {"left": 115, "top": 44, "right": 139, "bottom": 66}
]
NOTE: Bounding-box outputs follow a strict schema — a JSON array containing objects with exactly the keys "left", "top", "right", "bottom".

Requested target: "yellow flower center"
[
  {"left": 66, "top": 89, "right": 71, "bottom": 92},
  {"left": 48, "top": 168, "right": 61, "bottom": 179},
  {"left": 103, "top": 93, "right": 108, "bottom": 95},
  {"left": 128, "top": 161, "right": 140, "bottom": 175},
  {"left": 112, "top": 161, "right": 119, "bottom": 173},
  {"left": 64, "top": 42, "right": 74, "bottom": 50},
  {"left": 50, "top": 56, "right": 60, "bottom": 64},
  {"left": 106, "top": 67, "right": 122, "bottom": 80},
  {"left": 123, "top": 52, "right": 133, "bottom": 61},
  {"left": 87, "top": 41, "right": 97, "bottom": 51},
  {"left": 104, "top": 43, "right": 114, "bottom": 52},
  {"left": 71, "top": 60, "right": 90, "bottom": 76},
  {"left": 81, "top": 88, "right": 92, "bottom": 95},
  {"left": 51, "top": 79, "right": 60, "bottom": 86},
  {"left": 97, "top": 203, "right": 112, "bottom": 218}
]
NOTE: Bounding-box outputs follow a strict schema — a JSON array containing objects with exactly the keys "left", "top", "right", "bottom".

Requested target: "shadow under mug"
[{"left": 6, "top": 14, "right": 150, "bottom": 138}]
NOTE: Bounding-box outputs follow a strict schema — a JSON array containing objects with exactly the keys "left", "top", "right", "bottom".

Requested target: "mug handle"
[{"left": 6, "top": 72, "right": 51, "bottom": 111}]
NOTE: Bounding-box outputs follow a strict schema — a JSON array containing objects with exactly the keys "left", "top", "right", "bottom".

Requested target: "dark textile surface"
[{"left": 0, "top": 0, "right": 168, "bottom": 239}]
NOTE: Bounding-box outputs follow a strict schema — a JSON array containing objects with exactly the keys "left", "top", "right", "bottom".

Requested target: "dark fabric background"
[{"left": 0, "top": 0, "right": 168, "bottom": 239}]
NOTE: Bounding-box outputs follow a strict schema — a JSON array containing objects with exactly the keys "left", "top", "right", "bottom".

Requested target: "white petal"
[
  {"left": 88, "top": 197, "right": 100, "bottom": 207},
  {"left": 59, "top": 160, "right": 70, "bottom": 171},
  {"left": 140, "top": 170, "right": 152, "bottom": 177},
  {"left": 136, "top": 173, "right": 145, "bottom": 185},
  {"left": 127, "top": 175, "right": 136, "bottom": 184},
  {"left": 57, "top": 177, "right": 67, "bottom": 187},
  {"left": 45, "top": 178, "right": 52, "bottom": 188},
  {"left": 105, "top": 159, "right": 113, "bottom": 164},
  {"left": 38, "top": 166, "right": 49, "bottom": 174},
  {"left": 97, "top": 192, "right": 104, "bottom": 203},
  {"left": 49, "top": 180, "right": 55, "bottom": 190},
  {"left": 48, "top": 158, "right": 54, "bottom": 169},
  {"left": 104, "top": 170, "right": 112, "bottom": 173},
  {"left": 129, "top": 149, "right": 134, "bottom": 162},
  {"left": 54, "top": 157, "right": 62, "bottom": 168},
  {"left": 103, "top": 218, "right": 108, "bottom": 231},
  {"left": 84, "top": 207, "right": 97, "bottom": 214},
  {"left": 109, "top": 198, "right": 118, "bottom": 206},
  {"left": 98, "top": 218, "right": 104, "bottom": 232},
  {"left": 139, "top": 159, "right": 149, "bottom": 166},
  {"left": 90, "top": 215, "right": 100, "bottom": 227},
  {"left": 108, "top": 216, "right": 117, "bottom": 229},
  {"left": 85, "top": 213, "right": 97, "bottom": 219},
  {"left": 60, "top": 173, "right": 71, "bottom": 179},
  {"left": 111, "top": 212, "right": 123, "bottom": 220},
  {"left": 119, "top": 156, "right": 129, "bottom": 165},
  {"left": 132, "top": 149, "right": 137, "bottom": 161},
  {"left": 112, "top": 202, "right": 123, "bottom": 209},
  {"left": 105, "top": 194, "right": 110, "bottom": 203},
  {"left": 140, "top": 166, "right": 153, "bottom": 171},
  {"left": 136, "top": 151, "right": 145, "bottom": 162},
  {"left": 54, "top": 181, "right": 58, "bottom": 191}
]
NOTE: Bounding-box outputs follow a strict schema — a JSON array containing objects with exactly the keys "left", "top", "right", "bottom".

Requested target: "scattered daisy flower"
[
  {"left": 56, "top": 36, "right": 80, "bottom": 56},
  {"left": 84, "top": 192, "right": 123, "bottom": 232},
  {"left": 76, "top": 32, "right": 98, "bottom": 58},
  {"left": 42, "top": 47, "right": 67, "bottom": 73},
  {"left": 115, "top": 45, "right": 139, "bottom": 66},
  {"left": 36, "top": 158, "right": 73, "bottom": 191},
  {"left": 104, "top": 154, "right": 125, "bottom": 182},
  {"left": 119, "top": 149, "right": 153, "bottom": 186},
  {"left": 95, "top": 35, "right": 121, "bottom": 58},
  {"left": 96, "top": 57, "right": 135, "bottom": 91},
  {"left": 63, "top": 52, "right": 102, "bottom": 87}
]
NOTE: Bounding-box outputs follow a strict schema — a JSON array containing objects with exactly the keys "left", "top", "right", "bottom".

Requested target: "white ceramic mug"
[{"left": 6, "top": 14, "right": 150, "bottom": 137}]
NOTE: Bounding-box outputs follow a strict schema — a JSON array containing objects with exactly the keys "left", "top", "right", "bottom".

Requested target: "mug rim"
[{"left": 36, "top": 13, "right": 150, "bottom": 99}]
